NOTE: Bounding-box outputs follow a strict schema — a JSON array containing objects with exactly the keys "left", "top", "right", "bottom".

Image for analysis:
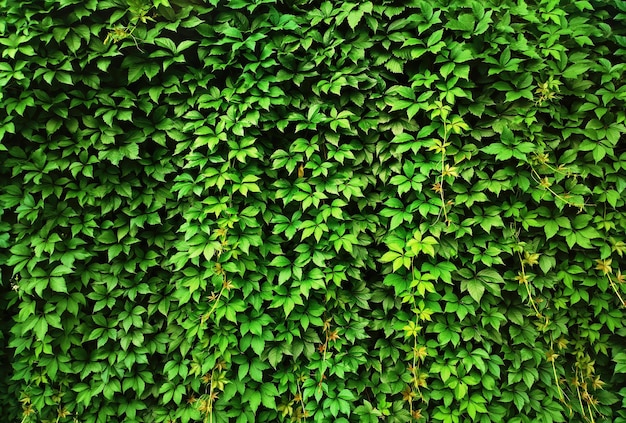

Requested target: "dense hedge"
[{"left": 2, "top": 0, "right": 626, "bottom": 422}]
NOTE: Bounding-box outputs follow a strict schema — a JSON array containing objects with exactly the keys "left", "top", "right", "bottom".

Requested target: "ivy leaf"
[
  {"left": 46, "top": 119, "right": 63, "bottom": 134},
  {"left": 34, "top": 317, "right": 48, "bottom": 341},
  {"left": 446, "top": 13, "right": 475, "bottom": 32},
  {"left": 128, "top": 66, "right": 144, "bottom": 83},
  {"left": 49, "top": 277, "right": 68, "bottom": 293},
  {"left": 247, "top": 390, "right": 262, "bottom": 413},
  {"left": 260, "top": 383, "right": 278, "bottom": 409},
  {"left": 466, "top": 279, "right": 485, "bottom": 303},
  {"left": 482, "top": 143, "right": 513, "bottom": 160},
  {"left": 544, "top": 220, "right": 559, "bottom": 239},
  {"left": 450, "top": 43, "right": 474, "bottom": 63},
  {"left": 348, "top": 9, "right": 364, "bottom": 29},
  {"left": 385, "top": 58, "right": 404, "bottom": 73},
  {"left": 477, "top": 269, "right": 504, "bottom": 285},
  {"left": 563, "top": 63, "right": 590, "bottom": 79}
]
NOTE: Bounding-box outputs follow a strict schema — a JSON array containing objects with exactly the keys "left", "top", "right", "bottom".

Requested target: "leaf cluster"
[{"left": 2, "top": 0, "right": 626, "bottom": 422}]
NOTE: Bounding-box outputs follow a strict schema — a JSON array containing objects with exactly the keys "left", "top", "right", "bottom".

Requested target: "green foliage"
[{"left": 2, "top": 0, "right": 626, "bottom": 422}]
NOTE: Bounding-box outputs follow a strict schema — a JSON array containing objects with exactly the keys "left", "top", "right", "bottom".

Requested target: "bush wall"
[{"left": 1, "top": 0, "right": 626, "bottom": 422}]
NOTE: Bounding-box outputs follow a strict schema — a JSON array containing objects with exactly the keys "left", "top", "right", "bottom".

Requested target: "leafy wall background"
[{"left": 1, "top": 0, "right": 626, "bottom": 422}]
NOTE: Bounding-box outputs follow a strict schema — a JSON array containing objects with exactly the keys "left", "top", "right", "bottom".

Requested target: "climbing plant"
[{"left": 1, "top": 0, "right": 626, "bottom": 422}]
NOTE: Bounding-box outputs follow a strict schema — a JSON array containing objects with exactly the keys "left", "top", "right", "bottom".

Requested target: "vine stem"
[
  {"left": 516, "top": 250, "right": 541, "bottom": 317},
  {"left": 204, "top": 288, "right": 224, "bottom": 323},
  {"left": 548, "top": 339, "right": 565, "bottom": 402},
  {"left": 551, "top": 359, "right": 564, "bottom": 401},
  {"left": 204, "top": 370, "right": 215, "bottom": 423},
  {"left": 574, "top": 368, "right": 588, "bottom": 423},
  {"left": 529, "top": 167, "right": 586, "bottom": 210},
  {"left": 318, "top": 318, "right": 331, "bottom": 392},
  {"left": 606, "top": 273, "right": 626, "bottom": 307},
  {"left": 296, "top": 374, "right": 307, "bottom": 421}
]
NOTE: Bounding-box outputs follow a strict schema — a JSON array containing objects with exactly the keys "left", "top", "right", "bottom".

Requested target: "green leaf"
[
  {"left": 450, "top": 43, "right": 474, "bottom": 62},
  {"left": 476, "top": 269, "right": 504, "bottom": 285},
  {"left": 260, "top": 383, "right": 278, "bottom": 409},
  {"left": 466, "top": 279, "right": 485, "bottom": 303},
  {"left": 270, "top": 255, "right": 291, "bottom": 267},
  {"left": 128, "top": 66, "right": 144, "bottom": 83},
  {"left": 247, "top": 390, "right": 262, "bottom": 413},
  {"left": 34, "top": 317, "right": 48, "bottom": 340},
  {"left": 446, "top": 13, "right": 475, "bottom": 32},
  {"left": 46, "top": 119, "right": 63, "bottom": 134},
  {"left": 562, "top": 63, "right": 590, "bottom": 79},
  {"left": 385, "top": 58, "right": 404, "bottom": 74},
  {"left": 544, "top": 220, "right": 559, "bottom": 239},
  {"left": 427, "top": 29, "right": 444, "bottom": 46},
  {"left": 440, "top": 62, "right": 455, "bottom": 79},
  {"left": 347, "top": 9, "right": 364, "bottom": 29},
  {"left": 49, "top": 277, "right": 68, "bottom": 293}
]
